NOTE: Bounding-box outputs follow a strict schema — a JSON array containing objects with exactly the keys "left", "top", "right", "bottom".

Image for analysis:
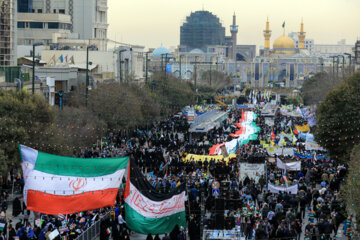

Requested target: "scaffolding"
[
  {"left": 0, "top": 0, "right": 16, "bottom": 66},
  {"left": 180, "top": 11, "right": 225, "bottom": 50}
]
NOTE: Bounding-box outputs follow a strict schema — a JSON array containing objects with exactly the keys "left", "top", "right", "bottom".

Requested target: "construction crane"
[{"left": 214, "top": 95, "right": 238, "bottom": 107}]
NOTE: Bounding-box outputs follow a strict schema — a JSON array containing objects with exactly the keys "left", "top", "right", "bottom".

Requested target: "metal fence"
[{"left": 75, "top": 212, "right": 110, "bottom": 240}]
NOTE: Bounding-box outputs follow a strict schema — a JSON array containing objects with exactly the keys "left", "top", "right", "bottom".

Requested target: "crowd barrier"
[{"left": 74, "top": 212, "right": 110, "bottom": 240}]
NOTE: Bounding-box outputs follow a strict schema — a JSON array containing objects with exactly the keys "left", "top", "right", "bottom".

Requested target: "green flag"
[{"left": 282, "top": 21, "right": 285, "bottom": 28}]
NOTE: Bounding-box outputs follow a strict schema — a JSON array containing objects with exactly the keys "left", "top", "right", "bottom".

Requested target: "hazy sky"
[{"left": 108, "top": 0, "right": 360, "bottom": 50}]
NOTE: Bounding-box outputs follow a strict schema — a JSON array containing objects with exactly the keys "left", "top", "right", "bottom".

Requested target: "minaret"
[
  {"left": 298, "top": 19, "right": 306, "bottom": 49},
  {"left": 230, "top": 13, "right": 238, "bottom": 61},
  {"left": 263, "top": 17, "right": 271, "bottom": 50}
]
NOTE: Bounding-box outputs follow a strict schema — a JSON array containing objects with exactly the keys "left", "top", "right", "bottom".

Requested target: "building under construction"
[
  {"left": 0, "top": 0, "right": 16, "bottom": 66},
  {"left": 180, "top": 11, "right": 225, "bottom": 50}
]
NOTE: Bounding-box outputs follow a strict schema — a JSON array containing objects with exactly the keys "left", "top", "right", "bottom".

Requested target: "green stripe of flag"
[
  {"left": 125, "top": 204, "right": 186, "bottom": 235},
  {"left": 34, "top": 151, "right": 129, "bottom": 177}
]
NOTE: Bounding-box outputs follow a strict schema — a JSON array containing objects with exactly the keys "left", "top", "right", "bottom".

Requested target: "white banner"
[
  {"left": 267, "top": 183, "right": 298, "bottom": 194},
  {"left": 239, "top": 163, "right": 265, "bottom": 183},
  {"left": 276, "top": 158, "right": 301, "bottom": 171},
  {"left": 305, "top": 140, "right": 324, "bottom": 151}
]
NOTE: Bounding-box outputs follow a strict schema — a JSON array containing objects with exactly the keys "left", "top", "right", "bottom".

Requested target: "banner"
[
  {"left": 209, "top": 143, "right": 224, "bottom": 155},
  {"left": 305, "top": 134, "right": 324, "bottom": 151},
  {"left": 267, "top": 183, "right": 298, "bottom": 194},
  {"left": 184, "top": 154, "right": 237, "bottom": 163},
  {"left": 239, "top": 163, "right": 265, "bottom": 183},
  {"left": 295, "top": 124, "right": 310, "bottom": 133},
  {"left": 305, "top": 140, "right": 324, "bottom": 151},
  {"left": 276, "top": 158, "right": 301, "bottom": 171},
  {"left": 293, "top": 150, "right": 325, "bottom": 159}
]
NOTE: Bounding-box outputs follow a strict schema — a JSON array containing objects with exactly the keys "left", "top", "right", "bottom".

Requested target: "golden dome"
[{"left": 273, "top": 35, "right": 296, "bottom": 54}]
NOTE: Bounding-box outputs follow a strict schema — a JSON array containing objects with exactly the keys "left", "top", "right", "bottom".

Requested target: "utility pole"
[
  {"left": 118, "top": 49, "right": 128, "bottom": 83},
  {"left": 209, "top": 64, "right": 212, "bottom": 87},
  {"left": 161, "top": 54, "right": 164, "bottom": 73},
  {"left": 194, "top": 56, "right": 199, "bottom": 89},
  {"left": 338, "top": 55, "right": 345, "bottom": 79},
  {"left": 120, "top": 51, "right": 122, "bottom": 83},
  {"left": 86, "top": 46, "right": 89, "bottom": 107},
  {"left": 179, "top": 55, "right": 182, "bottom": 80},
  {"left": 320, "top": 57, "right": 324, "bottom": 73},
  {"left": 145, "top": 52, "right": 149, "bottom": 84},
  {"left": 336, "top": 57, "right": 339, "bottom": 78},
  {"left": 32, "top": 43, "right": 43, "bottom": 94},
  {"left": 32, "top": 44, "right": 35, "bottom": 94},
  {"left": 344, "top": 53, "right": 352, "bottom": 75}
]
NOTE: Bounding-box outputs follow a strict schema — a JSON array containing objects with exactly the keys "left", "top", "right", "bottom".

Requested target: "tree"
[
  {"left": 344, "top": 144, "right": 360, "bottom": 230},
  {"left": 315, "top": 72, "right": 360, "bottom": 160},
  {"left": 286, "top": 95, "right": 302, "bottom": 106},
  {"left": 55, "top": 106, "right": 107, "bottom": 155},
  {"left": 88, "top": 83, "right": 146, "bottom": 130},
  {"left": 200, "top": 70, "right": 232, "bottom": 91},
  {"left": 0, "top": 90, "right": 62, "bottom": 179},
  {"left": 152, "top": 73, "right": 194, "bottom": 116}
]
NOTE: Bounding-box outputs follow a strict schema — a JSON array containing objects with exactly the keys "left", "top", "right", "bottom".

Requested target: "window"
[
  {"left": 17, "top": 22, "right": 25, "bottom": 28},
  {"left": 48, "top": 22, "right": 59, "bottom": 29},
  {"left": 25, "top": 39, "right": 34, "bottom": 45},
  {"left": 59, "top": 9, "right": 65, "bottom": 14},
  {"left": 53, "top": 9, "right": 56, "bottom": 13},
  {"left": 38, "top": 9, "right": 42, "bottom": 13},
  {"left": 32, "top": 9, "right": 35, "bottom": 12},
  {"left": 29, "top": 22, "right": 43, "bottom": 29}
]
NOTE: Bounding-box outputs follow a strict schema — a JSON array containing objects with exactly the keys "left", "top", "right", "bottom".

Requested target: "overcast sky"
[{"left": 108, "top": 0, "right": 360, "bottom": 50}]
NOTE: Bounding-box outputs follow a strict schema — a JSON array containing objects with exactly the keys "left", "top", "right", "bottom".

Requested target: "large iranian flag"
[
  {"left": 20, "top": 145, "right": 129, "bottom": 215},
  {"left": 124, "top": 161, "right": 186, "bottom": 235}
]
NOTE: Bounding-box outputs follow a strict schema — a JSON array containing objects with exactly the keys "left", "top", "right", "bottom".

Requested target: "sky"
[{"left": 108, "top": 0, "right": 360, "bottom": 50}]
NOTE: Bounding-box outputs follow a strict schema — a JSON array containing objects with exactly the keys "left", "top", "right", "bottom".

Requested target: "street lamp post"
[
  {"left": 344, "top": 53, "right": 352, "bottom": 75},
  {"left": 32, "top": 43, "right": 43, "bottom": 94},
  {"left": 338, "top": 55, "right": 345, "bottom": 78}
]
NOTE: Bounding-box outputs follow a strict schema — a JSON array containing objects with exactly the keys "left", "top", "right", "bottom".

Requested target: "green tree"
[
  {"left": 200, "top": 70, "right": 232, "bottom": 91},
  {"left": 0, "top": 90, "right": 62, "bottom": 177},
  {"left": 315, "top": 72, "right": 360, "bottom": 160},
  {"left": 55, "top": 106, "right": 107, "bottom": 154},
  {"left": 87, "top": 83, "right": 145, "bottom": 130},
  {"left": 152, "top": 73, "right": 194, "bottom": 116},
  {"left": 344, "top": 144, "right": 360, "bottom": 229}
]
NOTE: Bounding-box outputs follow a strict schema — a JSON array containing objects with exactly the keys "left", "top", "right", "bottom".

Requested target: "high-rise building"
[
  {"left": 0, "top": 0, "right": 17, "bottom": 66},
  {"left": 180, "top": 11, "right": 225, "bottom": 50},
  {"left": 28, "top": 0, "right": 107, "bottom": 40},
  {"left": 16, "top": 0, "right": 108, "bottom": 57}
]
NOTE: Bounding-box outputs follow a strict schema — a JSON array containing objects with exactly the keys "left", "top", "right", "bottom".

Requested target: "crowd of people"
[{"left": 0, "top": 102, "right": 354, "bottom": 240}]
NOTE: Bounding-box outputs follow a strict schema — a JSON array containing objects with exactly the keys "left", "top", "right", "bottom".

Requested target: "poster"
[
  {"left": 268, "top": 183, "right": 298, "bottom": 194},
  {"left": 239, "top": 163, "right": 265, "bottom": 183},
  {"left": 276, "top": 158, "right": 301, "bottom": 171}
]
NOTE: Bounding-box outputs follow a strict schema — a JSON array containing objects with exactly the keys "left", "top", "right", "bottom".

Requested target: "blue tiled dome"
[{"left": 151, "top": 46, "right": 172, "bottom": 57}]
